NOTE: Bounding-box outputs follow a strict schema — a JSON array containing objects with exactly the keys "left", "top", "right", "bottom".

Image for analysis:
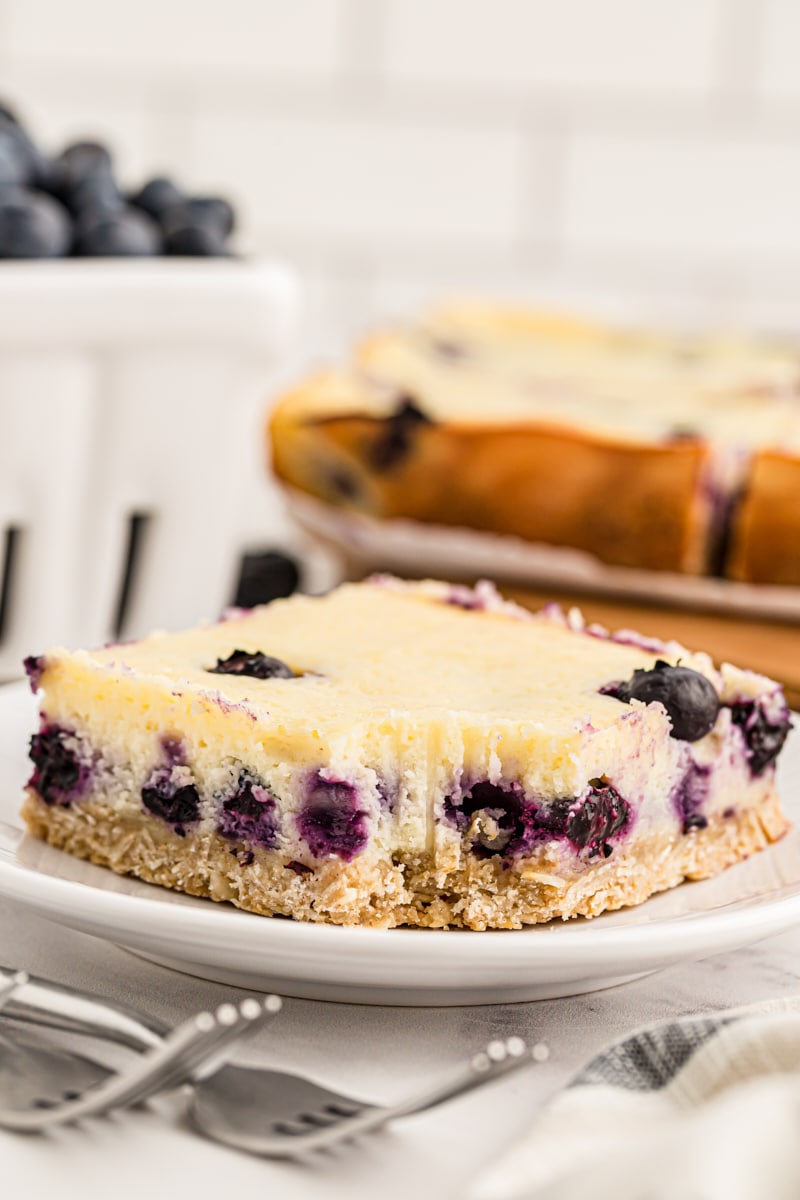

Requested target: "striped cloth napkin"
[{"left": 472, "top": 996, "right": 800, "bottom": 1200}]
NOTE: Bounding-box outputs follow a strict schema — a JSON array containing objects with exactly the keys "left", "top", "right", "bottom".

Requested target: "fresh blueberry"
[
  {"left": 73, "top": 207, "right": 162, "bottom": 256},
  {"left": 208, "top": 649, "right": 296, "bottom": 680},
  {"left": 163, "top": 222, "right": 228, "bottom": 257},
  {"left": 141, "top": 776, "right": 200, "bottom": 832},
  {"left": 129, "top": 176, "right": 185, "bottom": 219},
  {"left": 233, "top": 550, "right": 300, "bottom": 608},
  {"left": 0, "top": 101, "right": 21, "bottom": 127},
  {"left": 67, "top": 171, "right": 124, "bottom": 222},
  {"left": 217, "top": 772, "right": 279, "bottom": 849},
  {"left": 28, "top": 727, "right": 83, "bottom": 806},
  {"left": 603, "top": 660, "right": 720, "bottom": 742},
  {"left": 54, "top": 141, "right": 112, "bottom": 193},
  {"left": 0, "top": 123, "right": 34, "bottom": 187},
  {"left": 729, "top": 700, "right": 791, "bottom": 776},
  {"left": 163, "top": 196, "right": 235, "bottom": 236},
  {"left": 0, "top": 188, "right": 71, "bottom": 257},
  {"left": 297, "top": 776, "right": 369, "bottom": 860}
]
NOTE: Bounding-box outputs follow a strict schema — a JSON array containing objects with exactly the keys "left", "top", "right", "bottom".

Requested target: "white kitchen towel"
[{"left": 472, "top": 995, "right": 800, "bottom": 1200}]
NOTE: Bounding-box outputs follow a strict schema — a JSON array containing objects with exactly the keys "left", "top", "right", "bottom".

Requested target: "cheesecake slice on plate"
[{"left": 21, "top": 578, "right": 790, "bottom": 929}]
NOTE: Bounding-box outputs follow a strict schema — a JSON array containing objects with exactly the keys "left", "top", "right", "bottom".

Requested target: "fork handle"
[
  {"left": 265, "top": 1038, "right": 545, "bottom": 1159},
  {"left": 0, "top": 966, "right": 168, "bottom": 1050}
]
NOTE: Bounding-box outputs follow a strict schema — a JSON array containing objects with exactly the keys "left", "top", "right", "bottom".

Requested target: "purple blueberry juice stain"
[
  {"left": 28, "top": 725, "right": 90, "bottom": 806},
  {"left": 443, "top": 778, "right": 630, "bottom": 862},
  {"left": 217, "top": 772, "right": 279, "bottom": 850},
  {"left": 23, "top": 655, "right": 44, "bottom": 693},
  {"left": 297, "top": 774, "right": 369, "bottom": 861},
  {"left": 672, "top": 761, "right": 711, "bottom": 833},
  {"left": 728, "top": 698, "right": 791, "bottom": 776}
]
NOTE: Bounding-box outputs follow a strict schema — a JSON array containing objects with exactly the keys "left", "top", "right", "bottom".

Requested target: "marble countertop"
[{"left": 2, "top": 897, "right": 799, "bottom": 1200}]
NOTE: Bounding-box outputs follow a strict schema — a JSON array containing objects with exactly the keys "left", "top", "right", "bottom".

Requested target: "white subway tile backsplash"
[
  {"left": 384, "top": 0, "right": 720, "bottom": 95},
  {"left": 4, "top": 0, "right": 343, "bottom": 78},
  {"left": 562, "top": 133, "right": 800, "bottom": 262},
  {"left": 189, "top": 113, "right": 529, "bottom": 247},
  {"left": 757, "top": 0, "right": 800, "bottom": 100}
]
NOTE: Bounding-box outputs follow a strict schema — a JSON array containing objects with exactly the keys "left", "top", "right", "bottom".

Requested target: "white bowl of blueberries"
[
  {"left": 0, "top": 100, "right": 300, "bottom": 681},
  {"left": 0, "top": 98, "right": 234, "bottom": 258}
]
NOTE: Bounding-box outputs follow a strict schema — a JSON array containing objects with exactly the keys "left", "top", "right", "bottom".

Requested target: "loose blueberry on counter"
[
  {"left": 73, "top": 207, "right": 162, "bottom": 256},
  {"left": 208, "top": 649, "right": 296, "bottom": 680},
  {"left": 729, "top": 700, "right": 791, "bottom": 775},
  {"left": 67, "top": 172, "right": 124, "bottom": 223},
  {"left": 28, "top": 727, "right": 83, "bottom": 806},
  {"left": 0, "top": 188, "right": 71, "bottom": 258},
  {"left": 602, "top": 660, "right": 720, "bottom": 742}
]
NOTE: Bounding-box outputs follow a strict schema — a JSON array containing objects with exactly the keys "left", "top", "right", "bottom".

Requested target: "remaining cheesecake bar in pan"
[
  {"left": 269, "top": 303, "right": 800, "bottom": 584},
  {"left": 21, "top": 578, "right": 791, "bottom": 929}
]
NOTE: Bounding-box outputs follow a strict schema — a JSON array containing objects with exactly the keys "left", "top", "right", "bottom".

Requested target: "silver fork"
[
  {"left": 188, "top": 1036, "right": 548, "bottom": 1159},
  {"left": 1, "top": 968, "right": 547, "bottom": 1156},
  {"left": 0, "top": 981, "right": 282, "bottom": 1132}
]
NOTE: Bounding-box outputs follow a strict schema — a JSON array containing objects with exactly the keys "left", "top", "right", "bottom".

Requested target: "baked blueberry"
[
  {"left": 0, "top": 188, "right": 71, "bottom": 258},
  {"left": 141, "top": 774, "right": 200, "bottom": 832},
  {"left": 28, "top": 727, "right": 83, "bottom": 806},
  {"left": 218, "top": 772, "right": 279, "bottom": 848},
  {"left": 297, "top": 776, "right": 369, "bottom": 860},
  {"left": 208, "top": 649, "right": 295, "bottom": 680},
  {"left": 369, "top": 395, "right": 432, "bottom": 470},
  {"left": 604, "top": 660, "right": 720, "bottom": 742},
  {"left": 729, "top": 700, "right": 791, "bottom": 776},
  {"left": 73, "top": 208, "right": 161, "bottom": 256},
  {"left": 565, "top": 781, "right": 629, "bottom": 858}
]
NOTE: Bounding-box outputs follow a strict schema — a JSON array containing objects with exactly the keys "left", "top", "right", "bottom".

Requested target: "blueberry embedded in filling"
[
  {"left": 28, "top": 726, "right": 87, "bottom": 806},
  {"left": 297, "top": 775, "right": 370, "bottom": 861},
  {"left": 217, "top": 772, "right": 279, "bottom": 849},
  {"left": 671, "top": 761, "right": 711, "bottom": 833},
  {"left": 141, "top": 758, "right": 200, "bottom": 835},
  {"left": 562, "top": 781, "right": 631, "bottom": 859},
  {"left": 208, "top": 649, "right": 296, "bottom": 680},
  {"left": 23, "top": 654, "right": 45, "bottom": 693},
  {"left": 368, "top": 395, "right": 433, "bottom": 471},
  {"left": 444, "top": 782, "right": 524, "bottom": 854},
  {"left": 729, "top": 699, "right": 791, "bottom": 776},
  {"left": 443, "top": 778, "right": 630, "bottom": 862},
  {"left": 601, "top": 660, "right": 720, "bottom": 742}
]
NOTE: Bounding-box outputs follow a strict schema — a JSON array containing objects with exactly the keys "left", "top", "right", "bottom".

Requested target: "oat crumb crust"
[{"left": 21, "top": 790, "right": 788, "bottom": 930}]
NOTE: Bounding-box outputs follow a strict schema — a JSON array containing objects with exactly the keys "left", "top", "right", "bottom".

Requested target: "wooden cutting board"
[{"left": 504, "top": 585, "right": 800, "bottom": 709}]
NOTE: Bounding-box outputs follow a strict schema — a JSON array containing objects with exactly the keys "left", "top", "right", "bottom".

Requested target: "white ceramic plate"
[{"left": 1, "top": 682, "right": 798, "bottom": 1006}]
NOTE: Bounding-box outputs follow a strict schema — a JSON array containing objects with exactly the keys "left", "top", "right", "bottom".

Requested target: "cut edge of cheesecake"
[{"left": 20, "top": 577, "right": 792, "bottom": 930}]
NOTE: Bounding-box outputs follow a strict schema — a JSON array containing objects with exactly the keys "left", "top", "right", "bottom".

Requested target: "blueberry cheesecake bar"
[
  {"left": 21, "top": 578, "right": 791, "bottom": 929},
  {"left": 269, "top": 303, "right": 800, "bottom": 584}
]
